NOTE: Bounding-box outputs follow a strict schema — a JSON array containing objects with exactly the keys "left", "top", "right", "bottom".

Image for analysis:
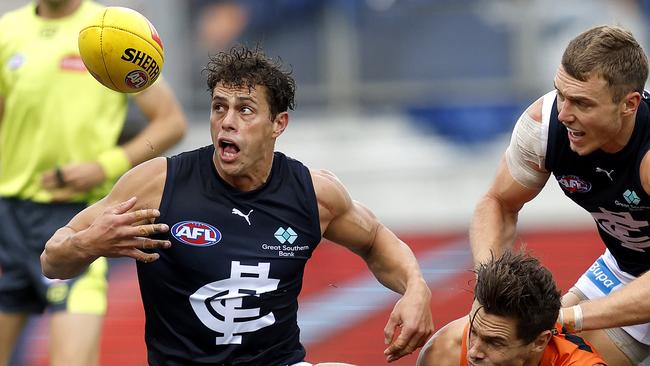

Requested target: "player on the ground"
[{"left": 417, "top": 250, "right": 606, "bottom": 366}]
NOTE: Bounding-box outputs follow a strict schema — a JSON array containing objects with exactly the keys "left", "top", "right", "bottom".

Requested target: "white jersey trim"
[{"left": 540, "top": 90, "right": 556, "bottom": 160}]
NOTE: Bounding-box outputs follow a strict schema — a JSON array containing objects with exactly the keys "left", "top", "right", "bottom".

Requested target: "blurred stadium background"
[{"left": 3, "top": 0, "right": 650, "bottom": 364}]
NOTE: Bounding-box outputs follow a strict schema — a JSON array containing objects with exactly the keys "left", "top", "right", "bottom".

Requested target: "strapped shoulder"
[{"left": 504, "top": 91, "right": 554, "bottom": 189}]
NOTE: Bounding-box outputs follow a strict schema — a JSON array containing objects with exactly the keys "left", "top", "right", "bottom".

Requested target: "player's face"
[
  {"left": 465, "top": 301, "right": 536, "bottom": 366},
  {"left": 39, "top": 0, "right": 79, "bottom": 10},
  {"left": 37, "top": 0, "right": 82, "bottom": 18},
  {"left": 554, "top": 65, "right": 632, "bottom": 156},
  {"left": 209, "top": 83, "right": 287, "bottom": 187}
]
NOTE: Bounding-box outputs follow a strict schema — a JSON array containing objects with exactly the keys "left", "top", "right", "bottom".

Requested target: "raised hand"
[{"left": 76, "top": 196, "right": 171, "bottom": 263}]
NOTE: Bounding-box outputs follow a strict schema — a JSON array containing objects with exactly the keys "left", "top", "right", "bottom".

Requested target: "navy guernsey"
[
  {"left": 140, "top": 145, "right": 322, "bottom": 366},
  {"left": 545, "top": 94, "right": 650, "bottom": 276}
]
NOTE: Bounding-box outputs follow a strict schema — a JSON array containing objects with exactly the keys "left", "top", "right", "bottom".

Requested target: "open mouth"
[
  {"left": 568, "top": 130, "right": 585, "bottom": 138},
  {"left": 565, "top": 126, "right": 586, "bottom": 139},
  {"left": 218, "top": 138, "right": 240, "bottom": 160}
]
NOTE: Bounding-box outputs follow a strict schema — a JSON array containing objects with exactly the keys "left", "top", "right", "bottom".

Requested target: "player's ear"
[
  {"left": 621, "top": 91, "right": 642, "bottom": 116},
  {"left": 272, "top": 112, "right": 288, "bottom": 138},
  {"left": 530, "top": 330, "right": 552, "bottom": 353}
]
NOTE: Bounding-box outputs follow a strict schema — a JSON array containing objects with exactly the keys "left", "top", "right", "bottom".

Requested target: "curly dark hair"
[
  {"left": 562, "top": 25, "right": 648, "bottom": 102},
  {"left": 473, "top": 250, "right": 561, "bottom": 344},
  {"left": 204, "top": 45, "right": 296, "bottom": 120}
]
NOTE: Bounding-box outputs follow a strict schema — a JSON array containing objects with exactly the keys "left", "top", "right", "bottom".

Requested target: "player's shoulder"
[
  {"left": 310, "top": 168, "right": 338, "bottom": 182},
  {"left": 522, "top": 90, "right": 557, "bottom": 124},
  {"left": 110, "top": 157, "right": 167, "bottom": 206},
  {"left": 309, "top": 169, "right": 352, "bottom": 211},
  {"left": 309, "top": 169, "right": 346, "bottom": 196},
  {"left": 549, "top": 328, "right": 607, "bottom": 365},
  {"left": 525, "top": 97, "right": 544, "bottom": 122},
  {"left": 416, "top": 317, "right": 465, "bottom": 366},
  {"left": 126, "top": 156, "right": 167, "bottom": 182}
]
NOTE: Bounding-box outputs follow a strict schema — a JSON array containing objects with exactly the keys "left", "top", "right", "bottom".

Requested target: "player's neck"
[
  {"left": 526, "top": 351, "right": 544, "bottom": 366},
  {"left": 214, "top": 154, "right": 274, "bottom": 192},
  {"left": 36, "top": 0, "right": 82, "bottom": 19}
]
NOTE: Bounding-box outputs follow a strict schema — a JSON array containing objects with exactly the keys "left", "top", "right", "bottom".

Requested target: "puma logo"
[
  {"left": 595, "top": 167, "right": 614, "bottom": 181},
  {"left": 232, "top": 208, "right": 253, "bottom": 225}
]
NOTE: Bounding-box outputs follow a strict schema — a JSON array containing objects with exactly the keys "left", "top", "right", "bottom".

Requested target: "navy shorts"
[{"left": 0, "top": 197, "right": 108, "bottom": 315}]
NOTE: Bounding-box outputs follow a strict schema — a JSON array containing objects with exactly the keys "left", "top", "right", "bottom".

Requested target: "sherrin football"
[{"left": 78, "top": 7, "right": 164, "bottom": 93}]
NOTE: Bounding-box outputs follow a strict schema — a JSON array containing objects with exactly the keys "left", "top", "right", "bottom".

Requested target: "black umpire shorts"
[{"left": 0, "top": 197, "right": 107, "bottom": 315}]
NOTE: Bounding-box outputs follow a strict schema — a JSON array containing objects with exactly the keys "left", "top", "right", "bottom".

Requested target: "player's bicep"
[
  {"left": 484, "top": 156, "right": 545, "bottom": 214},
  {"left": 313, "top": 169, "right": 379, "bottom": 254},
  {"left": 326, "top": 201, "right": 380, "bottom": 255}
]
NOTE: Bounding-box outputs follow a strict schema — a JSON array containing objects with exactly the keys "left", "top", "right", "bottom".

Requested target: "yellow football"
[{"left": 78, "top": 7, "right": 164, "bottom": 93}]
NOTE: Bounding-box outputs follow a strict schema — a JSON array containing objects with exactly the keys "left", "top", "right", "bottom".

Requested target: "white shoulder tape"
[{"left": 505, "top": 97, "right": 552, "bottom": 189}]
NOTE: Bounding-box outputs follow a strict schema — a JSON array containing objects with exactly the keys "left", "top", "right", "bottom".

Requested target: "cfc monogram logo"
[
  {"left": 189, "top": 261, "right": 280, "bottom": 344},
  {"left": 592, "top": 207, "right": 650, "bottom": 252}
]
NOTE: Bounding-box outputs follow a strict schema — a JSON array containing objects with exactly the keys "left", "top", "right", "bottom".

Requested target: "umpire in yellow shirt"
[{"left": 0, "top": 0, "right": 187, "bottom": 365}]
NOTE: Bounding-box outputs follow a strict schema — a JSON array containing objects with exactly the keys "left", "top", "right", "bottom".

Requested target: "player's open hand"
[
  {"left": 77, "top": 197, "right": 171, "bottom": 263},
  {"left": 383, "top": 280, "right": 433, "bottom": 362},
  {"left": 42, "top": 162, "right": 107, "bottom": 201}
]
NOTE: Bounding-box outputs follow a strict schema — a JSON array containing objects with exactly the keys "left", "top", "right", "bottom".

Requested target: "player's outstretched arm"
[
  {"left": 470, "top": 157, "right": 543, "bottom": 265},
  {"left": 566, "top": 271, "right": 650, "bottom": 332},
  {"left": 470, "top": 99, "right": 550, "bottom": 266},
  {"left": 41, "top": 157, "right": 171, "bottom": 279},
  {"left": 313, "top": 169, "right": 433, "bottom": 363}
]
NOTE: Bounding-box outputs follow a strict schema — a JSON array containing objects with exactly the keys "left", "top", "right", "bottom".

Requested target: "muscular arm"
[
  {"left": 470, "top": 158, "right": 544, "bottom": 265},
  {"left": 470, "top": 99, "right": 549, "bottom": 266},
  {"left": 313, "top": 169, "right": 433, "bottom": 362},
  {"left": 40, "top": 157, "right": 170, "bottom": 279},
  {"left": 576, "top": 271, "right": 650, "bottom": 330}
]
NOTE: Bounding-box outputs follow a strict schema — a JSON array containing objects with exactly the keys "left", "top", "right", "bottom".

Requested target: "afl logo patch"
[
  {"left": 125, "top": 69, "right": 149, "bottom": 89},
  {"left": 171, "top": 221, "right": 222, "bottom": 247},
  {"left": 557, "top": 175, "right": 591, "bottom": 193}
]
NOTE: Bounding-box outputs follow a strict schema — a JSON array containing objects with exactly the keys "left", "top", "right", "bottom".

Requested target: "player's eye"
[{"left": 489, "top": 340, "right": 505, "bottom": 348}]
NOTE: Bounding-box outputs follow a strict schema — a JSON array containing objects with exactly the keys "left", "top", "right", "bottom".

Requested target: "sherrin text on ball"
[{"left": 78, "top": 7, "right": 164, "bottom": 93}]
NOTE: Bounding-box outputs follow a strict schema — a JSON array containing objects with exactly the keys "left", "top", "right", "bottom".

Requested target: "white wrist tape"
[{"left": 573, "top": 305, "right": 583, "bottom": 333}]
